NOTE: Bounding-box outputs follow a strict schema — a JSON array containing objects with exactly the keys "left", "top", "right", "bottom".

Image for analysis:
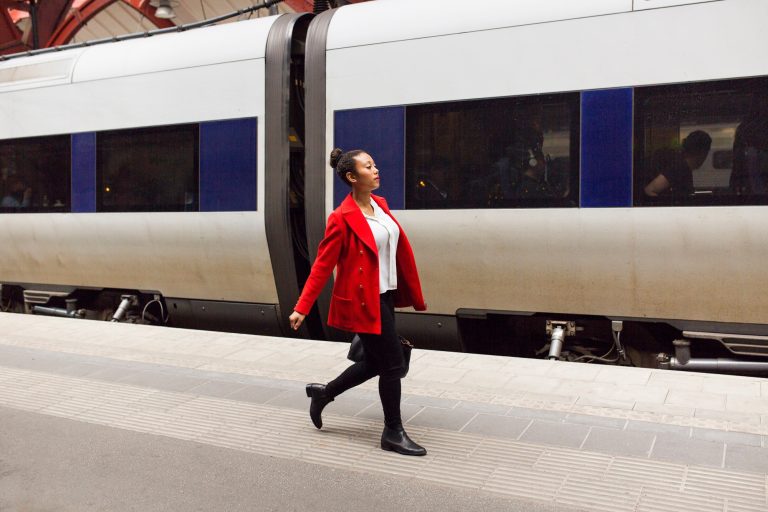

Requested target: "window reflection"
[
  {"left": 0, "top": 135, "right": 70, "bottom": 213},
  {"left": 97, "top": 124, "right": 199, "bottom": 212},
  {"left": 405, "top": 94, "right": 580, "bottom": 209},
  {"left": 635, "top": 77, "right": 768, "bottom": 206}
]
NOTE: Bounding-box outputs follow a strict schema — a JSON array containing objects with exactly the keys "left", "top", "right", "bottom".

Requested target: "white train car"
[
  {"left": 3, "top": 0, "right": 767, "bottom": 373},
  {"left": 0, "top": 13, "right": 313, "bottom": 336},
  {"left": 305, "top": 0, "right": 768, "bottom": 371}
]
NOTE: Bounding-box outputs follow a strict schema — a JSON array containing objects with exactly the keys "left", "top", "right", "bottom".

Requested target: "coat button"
[
  {"left": 359, "top": 284, "right": 363, "bottom": 289},
  {"left": 359, "top": 267, "right": 363, "bottom": 273},
  {"left": 359, "top": 250, "right": 363, "bottom": 255},
  {"left": 361, "top": 302, "right": 365, "bottom": 307}
]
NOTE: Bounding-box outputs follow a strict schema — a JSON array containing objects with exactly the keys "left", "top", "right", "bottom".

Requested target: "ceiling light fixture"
[{"left": 150, "top": 0, "right": 178, "bottom": 20}]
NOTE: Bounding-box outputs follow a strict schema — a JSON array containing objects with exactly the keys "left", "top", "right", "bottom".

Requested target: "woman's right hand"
[{"left": 288, "top": 311, "right": 306, "bottom": 331}]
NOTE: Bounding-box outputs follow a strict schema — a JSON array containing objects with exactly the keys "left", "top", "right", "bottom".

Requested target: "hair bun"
[{"left": 329, "top": 148, "right": 343, "bottom": 168}]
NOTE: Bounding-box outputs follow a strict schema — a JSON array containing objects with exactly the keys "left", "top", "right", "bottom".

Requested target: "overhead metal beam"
[
  {"left": 121, "top": 0, "right": 176, "bottom": 29},
  {"left": 0, "top": 0, "right": 29, "bottom": 12},
  {"left": 284, "top": 0, "right": 366, "bottom": 12},
  {"left": 0, "top": 4, "right": 24, "bottom": 52},
  {"left": 47, "top": 0, "right": 174, "bottom": 47},
  {"left": 283, "top": 0, "right": 312, "bottom": 12},
  {"left": 28, "top": 0, "right": 37, "bottom": 47},
  {"left": 33, "top": 0, "right": 74, "bottom": 47}
]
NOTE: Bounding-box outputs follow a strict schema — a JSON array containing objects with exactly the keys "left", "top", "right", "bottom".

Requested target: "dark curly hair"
[{"left": 330, "top": 147, "right": 366, "bottom": 186}]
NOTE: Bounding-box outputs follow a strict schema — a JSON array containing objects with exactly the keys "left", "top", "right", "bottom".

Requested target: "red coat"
[{"left": 294, "top": 194, "right": 427, "bottom": 334}]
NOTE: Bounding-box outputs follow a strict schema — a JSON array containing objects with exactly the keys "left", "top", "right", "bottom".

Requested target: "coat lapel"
[{"left": 341, "top": 194, "right": 377, "bottom": 254}]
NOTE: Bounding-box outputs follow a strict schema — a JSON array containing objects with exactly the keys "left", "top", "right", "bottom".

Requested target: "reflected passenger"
[
  {"left": 0, "top": 177, "right": 32, "bottom": 208},
  {"left": 288, "top": 148, "right": 428, "bottom": 456},
  {"left": 513, "top": 130, "right": 556, "bottom": 199},
  {"left": 414, "top": 156, "right": 450, "bottom": 204},
  {"left": 730, "top": 95, "right": 768, "bottom": 195},
  {"left": 492, "top": 144, "right": 522, "bottom": 198},
  {"left": 644, "top": 130, "right": 712, "bottom": 199}
]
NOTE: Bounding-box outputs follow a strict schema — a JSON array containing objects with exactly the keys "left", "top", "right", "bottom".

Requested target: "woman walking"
[{"left": 288, "top": 148, "right": 428, "bottom": 456}]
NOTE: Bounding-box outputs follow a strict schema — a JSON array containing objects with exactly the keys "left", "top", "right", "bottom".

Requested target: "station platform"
[{"left": 0, "top": 312, "right": 767, "bottom": 512}]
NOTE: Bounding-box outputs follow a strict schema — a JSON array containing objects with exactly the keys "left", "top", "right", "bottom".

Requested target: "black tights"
[{"left": 325, "top": 291, "right": 404, "bottom": 429}]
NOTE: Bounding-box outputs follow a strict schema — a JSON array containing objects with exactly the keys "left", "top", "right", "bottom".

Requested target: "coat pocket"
[{"left": 330, "top": 293, "right": 355, "bottom": 329}]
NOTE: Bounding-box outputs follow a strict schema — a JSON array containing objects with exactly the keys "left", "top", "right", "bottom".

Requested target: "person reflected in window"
[
  {"left": 1, "top": 177, "right": 32, "bottom": 208},
  {"left": 513, "top": 127, "right": 556, "bottom": 199},
  {"left": 730, "top": 95, "right": 768, "bottom": 195},
  {"left": 414, "top": 156, "right": 450, "bottom": 205},
  {"left": 491, "top": 144, "right": 522, "bottom": 198},
  {"left": 644, "top": 130, "right": 712, "bottom": 199}
]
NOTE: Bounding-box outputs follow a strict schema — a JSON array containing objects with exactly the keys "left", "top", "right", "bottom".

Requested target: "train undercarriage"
[
  {"left": 4, "top": 283, "right": 768, "bottom": 377},
  {"left": 456, "top": 311, "right": 768, "bottom": 377},
  {"left": 1, "top": 284, "right": 167, "bottom": 326}
]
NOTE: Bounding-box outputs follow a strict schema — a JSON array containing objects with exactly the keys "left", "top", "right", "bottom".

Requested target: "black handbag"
[
  {"left": 347, "top": 334, "right": 365, "bottom": 363},
  {"left": 347, "top": 334, "right": 413, "bottom": 378}
]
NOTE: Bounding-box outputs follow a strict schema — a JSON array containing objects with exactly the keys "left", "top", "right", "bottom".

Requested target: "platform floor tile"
[
  {"left": 520, "top": 419, "right": 591, "bottom": 449},
  {"left": 723, "top": 444, "right": 768, "bottom": 473},
  {"left": 406, "top": 404, "right": 476, "bottom": 430},
  {"left": 460, "top": 413, "right": 531, "bottom": 439},
  {"left": 582, "top": 427, "right": 655, "bottom": 458},
  {"left": 565, "top": 413, "right": 627, "bottom": 429},
  {"left": 650, "top": 433, "right": 725, "bottom": 468},
  {"left": 692, "top": 427, "right": 763, "bottom": 447},
  {"left": 557, "top": 477, "right": 641, "bottom": 512}
]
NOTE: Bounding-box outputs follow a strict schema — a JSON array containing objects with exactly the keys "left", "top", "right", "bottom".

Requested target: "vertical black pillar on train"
[
  {"left": 264, "top": 13, "right": 318, "bottom": 338},
  {"left": 303, "top": 8, "right": 349, "bottom": 342}
]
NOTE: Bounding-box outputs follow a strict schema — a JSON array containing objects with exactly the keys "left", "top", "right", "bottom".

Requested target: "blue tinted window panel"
[
  {"left": 200, "top": 118, "right": 257, "bottom": 212},
  {"left": 581, "top": 89, "right": 633, "bottom": 207},
  {"left": 71, "top": 132, "right": 96, "bottom": 213},
  {"left": 334, "top": 107, "right": 405, "bottom": 209}
]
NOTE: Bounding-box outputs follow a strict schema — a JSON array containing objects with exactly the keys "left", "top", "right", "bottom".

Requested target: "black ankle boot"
[
  {"left": 305, "top": 383, "right": 333, "bottom": 429},
  {"left": 381, "top": 425, "right": 427, "bottom": 456}
]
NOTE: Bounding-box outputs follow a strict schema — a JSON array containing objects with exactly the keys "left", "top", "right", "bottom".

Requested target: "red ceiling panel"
[{"left": 1, "top": 0, "right": 372, "bottom": 56}]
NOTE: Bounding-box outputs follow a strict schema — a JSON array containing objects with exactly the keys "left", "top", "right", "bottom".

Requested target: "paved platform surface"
[
  {"left": 1, "top": 312, "right": 767, "bottom": 511},
  {"left": 1, "top": 406, "right": 558, "bottom": 512}
]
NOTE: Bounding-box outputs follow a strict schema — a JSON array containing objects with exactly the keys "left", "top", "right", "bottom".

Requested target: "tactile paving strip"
[{"left": 0, "top": 365, "right": 765, "bottom": 512}]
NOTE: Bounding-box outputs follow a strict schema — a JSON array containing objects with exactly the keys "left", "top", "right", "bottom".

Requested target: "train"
[{"left": 2, "top": 0, "right": 768, "bottom": 374}]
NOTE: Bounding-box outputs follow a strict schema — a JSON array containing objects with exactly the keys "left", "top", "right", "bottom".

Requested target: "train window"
[
  {"left": 405, "top": 93, "right": 580, "bottom": 209},
  {"left": 634, "top": 77, "right": 768, "bottom": 206},
  {"left": 0, "top": 135, "right": 71, "bottom": 213},
  {"left": 97, "top": 124, "right": 199, "bottom": 212}
]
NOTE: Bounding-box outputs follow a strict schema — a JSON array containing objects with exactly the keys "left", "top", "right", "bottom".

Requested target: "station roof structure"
[{"left": 0, "top": 0, "right": 368, "bottom": 56}]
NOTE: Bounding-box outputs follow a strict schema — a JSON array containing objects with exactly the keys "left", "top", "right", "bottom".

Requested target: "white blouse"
[{"left": 363, "top": 200, "right": 400, "bottom": 294}]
